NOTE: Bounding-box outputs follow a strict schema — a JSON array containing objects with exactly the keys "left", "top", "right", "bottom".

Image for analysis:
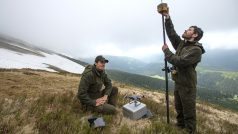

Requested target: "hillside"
[
  {"left": 106, "top": 69, "right": 174, "bottom": 91},
  {"left": 1, "top": 69, "right": 238, "bottom": 134},
  {"left": 196, "top": 67, "right": 238, "bottom": 110}
]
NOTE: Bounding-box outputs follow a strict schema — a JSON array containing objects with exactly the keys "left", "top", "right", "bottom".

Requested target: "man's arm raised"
[{"left": 157, "top": 4, "right": 182, "bottom": 50}]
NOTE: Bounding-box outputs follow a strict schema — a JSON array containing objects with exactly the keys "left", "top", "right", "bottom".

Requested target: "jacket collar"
[
  {"left": 183, "top": 40, "right": 206, "bottom": 54},
  {"left": 184, "top": 40, "right": 196, "bottom": 46}
]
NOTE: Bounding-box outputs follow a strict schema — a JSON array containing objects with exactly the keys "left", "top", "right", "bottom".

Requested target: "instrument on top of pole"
[{"left": 157, "top": 3, "right": 169, "bottom": 14}]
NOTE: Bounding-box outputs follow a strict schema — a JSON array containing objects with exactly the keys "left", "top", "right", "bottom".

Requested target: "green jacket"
[
  {"left": 77, "top": 65, "right": 112, "bottom": 106},
  {"left": 164, "top": 18, "right": 205, "bottom": 88}
]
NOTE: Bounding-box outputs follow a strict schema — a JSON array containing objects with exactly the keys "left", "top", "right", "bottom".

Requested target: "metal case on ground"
[{"left": 122, "top": 101, "right": 147, "bottom": 120}]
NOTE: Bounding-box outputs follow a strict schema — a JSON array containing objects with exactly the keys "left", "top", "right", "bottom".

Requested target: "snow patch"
[{"left": 0, "top": 48, "right": 85, "bottom": 74}]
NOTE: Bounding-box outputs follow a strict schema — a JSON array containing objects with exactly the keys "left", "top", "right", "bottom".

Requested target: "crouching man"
[{"left": 77, "top": 55, "right": 118, "bottom": 114}]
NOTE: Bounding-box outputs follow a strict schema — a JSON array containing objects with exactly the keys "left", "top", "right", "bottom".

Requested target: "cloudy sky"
[{"left": 0, "top": 0, "right": 237, "bottom": 61}]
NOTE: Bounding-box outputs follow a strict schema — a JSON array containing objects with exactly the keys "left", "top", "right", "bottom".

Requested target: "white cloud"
[
  {"left": 94, "top": 43, "right": 124, "bottom": 56},
  {"left": 92, "top": 43, "right": 163, "bottom": 59},
  {"left": 0, "top": 0, "right": 237, "bottom": 60},
  {"left": 202, "top": 29, "right": 238, "bottom": 49},
  {"left": 125, "top": 44, "right": 162, "bottom": 58}
]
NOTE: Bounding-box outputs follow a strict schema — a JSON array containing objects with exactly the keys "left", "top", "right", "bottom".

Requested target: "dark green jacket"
[
  {"left": 77, "top": 65, "right": 112, "bottom": 106},
  {"left": 164, "top": 18, "right": 205, "bottom": 88}
]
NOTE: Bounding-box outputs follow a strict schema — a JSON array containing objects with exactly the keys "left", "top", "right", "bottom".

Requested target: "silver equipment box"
[{"left": 122, "top": 101, "right": 147, "bottom": 120}]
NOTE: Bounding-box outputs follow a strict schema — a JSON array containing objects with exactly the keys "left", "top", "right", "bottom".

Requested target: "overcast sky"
[{"left": 0, "top": 0, "right": 238, "bottom": 61}]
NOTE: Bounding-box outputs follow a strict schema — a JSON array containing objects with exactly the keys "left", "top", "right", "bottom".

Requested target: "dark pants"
[
  {"left": 86, "top": 86, "right": 118, "bottom": 115},
  {"left": 174, "top": 83, "right": 196, "bottom": 134}
]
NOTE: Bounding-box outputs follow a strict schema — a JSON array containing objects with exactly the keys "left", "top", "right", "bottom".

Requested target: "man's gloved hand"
[{"left": 157, "top": 3, "right": 170, "bottom": 19}]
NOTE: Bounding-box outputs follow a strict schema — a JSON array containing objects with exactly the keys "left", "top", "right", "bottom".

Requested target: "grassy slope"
[
  {"left": 197, "top": 67, "right": 238, "bottom": 105},
  {"left": 0, "top": 69, "right": 238, "bottom": 134},
  {"left": 197, "top": 67, "right": 238, "bottom": 77}
]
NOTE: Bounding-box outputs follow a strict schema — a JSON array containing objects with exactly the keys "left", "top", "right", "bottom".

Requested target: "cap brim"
[
  {"left": 104, "top": 59, "right": 109, "bottom": 63},
  {"left": 98, "top": 59, "right": 109, "bottom": 63}
]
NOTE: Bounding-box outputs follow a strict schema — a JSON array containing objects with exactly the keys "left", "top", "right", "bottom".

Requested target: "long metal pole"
[{"left": 161, "top": 6, "right": 170, "bottom": 124}]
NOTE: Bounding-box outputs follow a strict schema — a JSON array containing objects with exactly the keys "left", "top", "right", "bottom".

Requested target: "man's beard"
[{"left": 182, "top": 33, "right": 192, "bottom": 40}]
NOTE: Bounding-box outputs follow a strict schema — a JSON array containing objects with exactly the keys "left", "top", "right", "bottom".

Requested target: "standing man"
[
  {"left": 158, "top": 4, "right": 205, "bottom": 134},
  {"left": 77, "top": 55, "right": 118, "bottom": 114}
]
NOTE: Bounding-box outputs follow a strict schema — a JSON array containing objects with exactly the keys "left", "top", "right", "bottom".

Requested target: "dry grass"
[{"left": 0, "top": 69, "right": 238, "bottom": 134}]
